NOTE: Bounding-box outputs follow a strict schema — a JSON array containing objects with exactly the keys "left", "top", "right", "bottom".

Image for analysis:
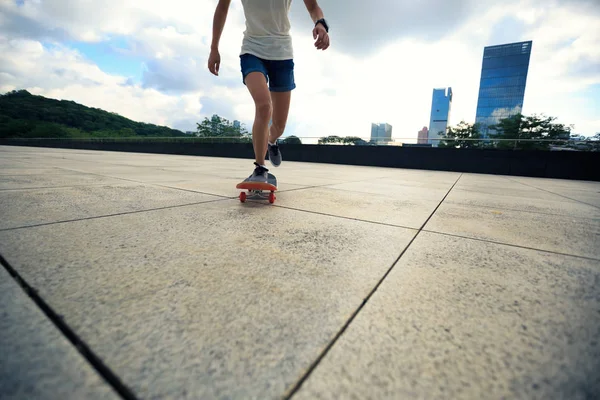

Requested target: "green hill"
[{"left": 0, "top": 90, "right": 187, "bottom": 138}]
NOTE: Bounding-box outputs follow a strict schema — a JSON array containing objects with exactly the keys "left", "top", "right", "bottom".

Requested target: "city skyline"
[{"left": 1, "top": 1, "right": 598, "bottom": 140}]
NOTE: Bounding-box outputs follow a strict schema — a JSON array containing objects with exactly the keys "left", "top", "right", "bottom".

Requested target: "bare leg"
[
  {"left": 268, "top": 91, "right": 292, "bottom": 155},
  {"left": 245, "top": 72, "right": 272, "bottom": 166}
]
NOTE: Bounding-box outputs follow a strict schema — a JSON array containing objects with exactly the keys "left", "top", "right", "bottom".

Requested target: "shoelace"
[{"left": 270, "top": 144, "right": 279, "bottom": 156}]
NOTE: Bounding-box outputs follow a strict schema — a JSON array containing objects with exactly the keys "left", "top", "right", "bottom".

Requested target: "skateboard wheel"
[
  {"left": 239, "top": 192, "right": 246, "bottom": 203},
  {"left": 269, "top": 192, "right": 275, "bottom": 204}
]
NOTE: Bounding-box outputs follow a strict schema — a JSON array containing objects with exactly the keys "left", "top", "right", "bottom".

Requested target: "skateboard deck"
[{"left": 236, "top": 173, "right": 278, "bottom": 203}]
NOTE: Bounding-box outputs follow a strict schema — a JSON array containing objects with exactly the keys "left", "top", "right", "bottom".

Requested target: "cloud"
[
  {"left": 569, "top": 59, "right": 600, "bottom": 80},
  {"left": 142, "top": 57, "right": 204, "bottom": 93},
  {"left": 198, "top": 94, "right": 241, "bottom": 123},
  {"left": 1, "top": 0, "right": 599, "bottom": 139},
  {"left": 491, "top": 106, "right": 523, "bottom": 119},
  {"left": 0, "top": 4, "right": 70, "bottom": 42},
  {"left": 0, "top": 0, "right": 201, "bottom": 42},
  {"left": 0, "top": 0, "right": 247, "bottom": 94},
  {"left": 289, "top": 0, "right": 479, "bottom": 56}
]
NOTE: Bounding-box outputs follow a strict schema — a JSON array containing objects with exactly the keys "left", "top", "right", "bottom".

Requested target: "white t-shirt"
[{"left": 240, "top": 0, "right": 293, "bottom": 60}]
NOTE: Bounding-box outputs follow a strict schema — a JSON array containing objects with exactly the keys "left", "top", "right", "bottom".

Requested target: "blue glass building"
[
  {"left": 475, "top": 40, "right": 532, "bottom": 136},
  {"left": 428, "top": 87, "right": 453, "bottom": 147}
]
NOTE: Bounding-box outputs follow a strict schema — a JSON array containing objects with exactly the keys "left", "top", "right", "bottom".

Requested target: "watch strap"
[{"left": 315, "top": 18, "right": 329, "bottom": 32}]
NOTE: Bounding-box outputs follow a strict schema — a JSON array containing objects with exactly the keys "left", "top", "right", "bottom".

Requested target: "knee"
[{"left": 256, "top": 100, "right": 272, "bottom": 121}]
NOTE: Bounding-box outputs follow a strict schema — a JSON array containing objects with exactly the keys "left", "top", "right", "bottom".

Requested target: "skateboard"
[{"left": 236, "top": 173, "right": 278, "bottom": 203}]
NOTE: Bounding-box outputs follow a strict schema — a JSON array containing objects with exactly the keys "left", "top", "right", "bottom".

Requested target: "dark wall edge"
[{"left": 1, "top": 139, "right": 598, "bottom": 181}]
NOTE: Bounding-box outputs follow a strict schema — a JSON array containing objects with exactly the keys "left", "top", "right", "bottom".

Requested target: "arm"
[
  {"left": 208, "top": 0, "right": 231, "bottom": 76},
  {"left": 303, "top": 0, "right": 329, "bottom": 51},
  {"left": 303, "top": 0, "right": 324, "bottom": 23}
]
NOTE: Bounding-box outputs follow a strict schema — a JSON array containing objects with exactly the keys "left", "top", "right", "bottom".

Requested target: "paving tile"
[
  {"left": 509, "top": 176, "right": 600, "bottom": 193},
  {"left": 294, "top": 232, "right": 600, "bottom": 400},
  {"left": 536, "top": 188, "right": 600, "bottom": 209},
  {"left": 452, "top": 180, "right": 566, "bottom": 202},
  {"left": 275, "top": 162, "right": 392, "bottom": 180},
  {"left": 0, "top": 183, "right": 222, "bottom": 230},
  {"left": 376, "top": 170, "right": 461, "bottom": 186},
  {"left": 0, "top": 154, "right": 34, "bottom": 167},
  {"left": 163, "top": 177, "right": 309, "bottom": 197},
  {"left": 0, "top": 166, "right": 69, "bottom": 175},
  {"left": 326, "top": 179, "right": 451, "bottom": 203},
  {"left": 0, "top": 200, "right": 416, "bottom": 399},
  {"left": 270, "top": 171, "right": 353, "bottom": 187},
  {"left": 445, "top": 188, "right": 600, "bottom": 219},
  {"left": 425, "top": 201, "right": 600, "bottom": 259},
  {"left": 0, "top": 172, "right": 126, "bottom": 190},
  {"left": 274, "top": 186, "right": 439, "bottom": 229},
  {"left": 0, "top": 267, "right": 119, "bottom": 400}
]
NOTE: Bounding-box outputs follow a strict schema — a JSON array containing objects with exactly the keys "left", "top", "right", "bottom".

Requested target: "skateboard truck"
[{"left": 239, "top": 189, "right": 276, "bottom": 204}]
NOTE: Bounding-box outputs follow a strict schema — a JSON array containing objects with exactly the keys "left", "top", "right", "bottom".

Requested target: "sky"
[{"left": 1, "top": 0, "right": 599, "bottom": 142}]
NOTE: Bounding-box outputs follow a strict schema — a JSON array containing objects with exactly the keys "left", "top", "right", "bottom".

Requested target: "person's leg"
[
  {"left": 269, "top": 91, "right": 291, "bottom": 144},
  {"left": 265, "top": 59, "right": 295, "bottom": 167},
  {"left": 240, "top": 54, "right": 272, "bottom": 170},
  {"left": 245, "top": 72, "right": 272, "bottom": 167}
]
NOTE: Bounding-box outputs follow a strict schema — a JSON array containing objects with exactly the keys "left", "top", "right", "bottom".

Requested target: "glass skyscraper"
[
  {"left": 428, "top": 87, "right": 453, "bottom": 147},
  {"left": 475, "top": 40, "right": 532, "bottom": 136}
]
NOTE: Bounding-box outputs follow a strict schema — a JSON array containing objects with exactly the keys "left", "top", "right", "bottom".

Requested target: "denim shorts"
[{"left": 240, "top": 53, "right": 296, "bottom": 92}]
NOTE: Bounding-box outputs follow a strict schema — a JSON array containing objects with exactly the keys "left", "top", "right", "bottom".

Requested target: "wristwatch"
[{"left": 315, "top": 18, "right": 329, "bottom": 33}]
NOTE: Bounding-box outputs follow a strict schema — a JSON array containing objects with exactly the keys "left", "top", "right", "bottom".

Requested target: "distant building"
[
  {"left": 233, "top": 120, "right": 241, "bottom": 129},
  {"left": 418, "top": 126, "right": 429, "bottom": 144},
  {"left": 428, "top": 88, "right": 452, "bottom": 147},
  {"left": 371, "top": 123, "right": 392, "bottom": 144},
  {"left": 475, "top": 40, "right": 532, "bottom": 137}
]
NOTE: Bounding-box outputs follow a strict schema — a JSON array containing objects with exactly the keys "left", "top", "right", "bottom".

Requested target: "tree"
[
  {"left": 195, "top": 115, "right": 250, "bottom": 142},
  {"left": 489, "top": 113, "right": 572, "bottom": 150},
  {"left": 29, "top": 122, "right": 68, "bottom": 138},
  {"left": 342, "top": 136, "right": 364, "bottom": 145},
  {"left": 281, "top": 135, "right": 302, "bottom": 144},
  {"left": 318, "top": 135, "right": 344, "bottom": 144},
  {"left": 487, "top": 114, "right": 522, "bottom": 149},
  {"left": 438, "top": 121, "right": 483, "bottom": 148},
  {"left": 317, "top": 135, "right": 365, "bottom": 145}
]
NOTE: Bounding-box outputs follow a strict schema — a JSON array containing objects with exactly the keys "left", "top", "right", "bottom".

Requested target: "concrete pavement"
[{"left": 1, "top": 145, "right": 599, "bottom": 399}]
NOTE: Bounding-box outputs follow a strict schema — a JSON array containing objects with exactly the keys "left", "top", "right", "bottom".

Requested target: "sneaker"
[
  {"left": 247, "top": 162, "right": 269, "bottom": 183},
  {"left": 267, "top": 141, "right": 282, "bottom": 167}
]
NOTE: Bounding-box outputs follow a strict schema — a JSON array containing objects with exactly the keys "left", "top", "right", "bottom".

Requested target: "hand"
[
  {"left": 312, "top": 24, "right": 330, "bottom": 50},
  {"left": 208, "top": 49, "right": 221, "bottom": 76}
]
